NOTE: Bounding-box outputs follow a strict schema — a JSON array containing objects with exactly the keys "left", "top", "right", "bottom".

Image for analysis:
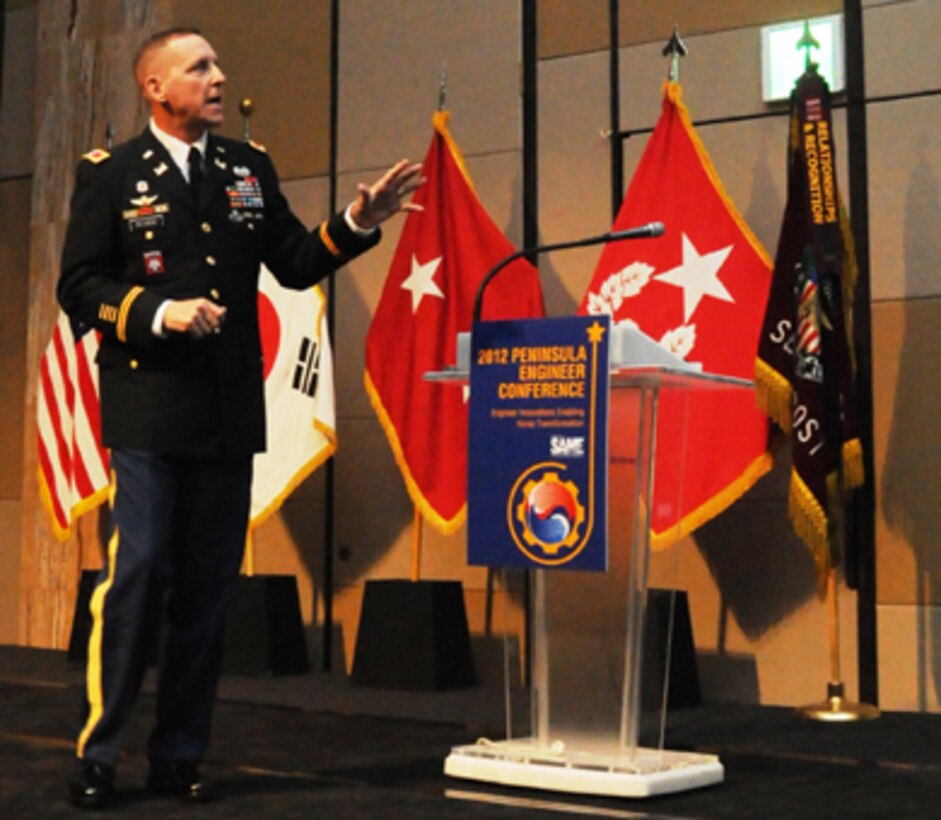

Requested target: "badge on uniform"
[
  {"left": 226, "top": 175, "right": 265, "bottom": 222},
  {"left": 144, "top": 250, "right": 165, "bottom": 275},
  {"left": 130, "top": 194, "right": 159, "bottom": 208},
  {"left": 124, "top": 195, "right": 169, "bottom": 232}
]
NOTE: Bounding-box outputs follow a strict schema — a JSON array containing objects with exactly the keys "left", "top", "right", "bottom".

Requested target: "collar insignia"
[{"left": 82, "top": 148, "right": 111, "bottom": 164}]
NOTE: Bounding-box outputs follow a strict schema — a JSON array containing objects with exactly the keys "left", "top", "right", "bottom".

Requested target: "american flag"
[{"left": 36, "top": 312, "right": 110, "bottom": 540}]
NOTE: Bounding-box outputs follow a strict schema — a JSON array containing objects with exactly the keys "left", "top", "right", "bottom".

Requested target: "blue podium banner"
[{"left": 467, "top": 316, "right": 610, "bottom": 571}]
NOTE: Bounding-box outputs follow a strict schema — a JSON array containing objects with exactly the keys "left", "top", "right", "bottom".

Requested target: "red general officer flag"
[
  {"left": 579, "top": 82, "right": 773, "bottom": 548},
  {"left": 365, "top": 110, "right": 544, "bottom": 534}
]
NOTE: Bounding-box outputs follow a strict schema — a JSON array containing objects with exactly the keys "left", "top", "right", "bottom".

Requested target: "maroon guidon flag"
[{"left": 755, "top": 67, "right": 863, "bottom": 585}]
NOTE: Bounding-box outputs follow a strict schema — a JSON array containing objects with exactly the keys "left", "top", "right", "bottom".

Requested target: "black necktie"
[{"left": 188, "top": 146, "right": 203, "bottom": 199}]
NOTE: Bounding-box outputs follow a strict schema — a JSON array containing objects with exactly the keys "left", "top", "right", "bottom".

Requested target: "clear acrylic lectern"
[{"left": 430, "top": 325, "right": 753, "bottom": 798}]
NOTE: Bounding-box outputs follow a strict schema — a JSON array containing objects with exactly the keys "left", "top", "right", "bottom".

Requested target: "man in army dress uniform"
[{"left": 60, "top": 28, "right": 422, "bottom": 809}]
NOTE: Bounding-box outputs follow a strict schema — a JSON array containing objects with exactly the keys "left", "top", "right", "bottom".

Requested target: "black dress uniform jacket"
[{"left": 59, "top": 127, "right": 379, "bottom": 458}]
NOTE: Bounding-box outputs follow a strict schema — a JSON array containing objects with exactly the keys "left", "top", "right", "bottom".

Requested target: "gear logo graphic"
[{"left": 508, "top": 467, "right": 587, "bottom": 565}]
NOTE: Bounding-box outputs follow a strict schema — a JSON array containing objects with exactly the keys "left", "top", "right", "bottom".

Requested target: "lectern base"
[{"left": 444, "top": 740, "right": 723, "bottom": 798}]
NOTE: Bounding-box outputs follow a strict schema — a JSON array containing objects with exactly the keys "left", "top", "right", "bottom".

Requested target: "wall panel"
[
  {"left": 537, "top": 52, "right": 610, "bottom": 314},
  {"left": 0, "top": 178, "right": 30, "bottom": 500},
  {"left": 875, "top": 297, "right": 941, "bottom": 605},
  {"left": 538, "top": 0, "right": 843, "bottom": 58},
  {"left": 169, "top": 0, "right": 332, "bottom": 180},
  {"left": 866, "top": 0, "right": 941, "bottom": 97},
  {"left": 0, "top": 4, "right": 37, "bottom": 178},
  {"left": 337, "top": 0, "right": 523, "bottom": 172},
  {"left": 867, "top": 97, "right": 941, "bottom": 301},
  {"left": 0, "top": 502, "right": 22, "bottom": 645},
  {"left": 878, "top": 603, "right": 941, "bottom": 711}
]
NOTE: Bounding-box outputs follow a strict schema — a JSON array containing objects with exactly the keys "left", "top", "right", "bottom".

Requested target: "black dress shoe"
[
  {"left": 68, "top": 760, "right": 115, "bottom": 809},
  {"left": 147, "top": 760, "right": 213, "bottom": 802}
]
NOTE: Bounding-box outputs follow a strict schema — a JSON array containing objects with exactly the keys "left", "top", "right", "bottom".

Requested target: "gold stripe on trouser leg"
[{"left": 76, "top": 474, "right": 120, "bottom": 758}]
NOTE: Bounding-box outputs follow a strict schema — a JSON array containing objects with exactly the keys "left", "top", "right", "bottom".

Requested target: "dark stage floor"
[{"left": 2, "top": 645, "right": 941, "bottom": 818}]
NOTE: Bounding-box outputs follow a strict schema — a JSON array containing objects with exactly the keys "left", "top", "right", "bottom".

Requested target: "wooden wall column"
[{"left": 19, "top": 0, "right": 166, "bottom": 648}]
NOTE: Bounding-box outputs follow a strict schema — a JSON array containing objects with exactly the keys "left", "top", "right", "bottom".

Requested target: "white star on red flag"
[
  {"left": 654, "top": 233, "right": 734, "bottom": 322},
  {"left": 400, "top": 254, "right": 444, "bottom": 313}
]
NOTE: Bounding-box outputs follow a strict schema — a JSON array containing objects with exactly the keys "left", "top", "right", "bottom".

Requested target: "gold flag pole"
[
  {"left": 406, "top": 65, "right": 444, "bottom": 585},
  {"left": 797, "top": 563, "right": 878, "bottom": 720},
  {"left": 238, "top": 96, "right": 256, "bottom": 579},
  {"left": 411, "top": 506, "right": 423, "bottom": 582}
]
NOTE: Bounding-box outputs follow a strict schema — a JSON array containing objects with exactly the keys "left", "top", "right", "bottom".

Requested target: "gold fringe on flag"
[
  {"left": 363, "top": 370, "right": 467, "bottom": 535},
  {"left": 754, "top": 357, "right": 793, "bottom": 432},
  {"left": 788, "top": 469, "right": 831, "bottom": 594}
]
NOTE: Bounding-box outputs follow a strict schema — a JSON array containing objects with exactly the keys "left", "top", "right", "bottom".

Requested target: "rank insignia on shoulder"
[
  {"left": 82, "top": 148, "right": 111, "bottom": 164},
  {"left": 248, "top": 140, "right": 267, "bottom": 153}
]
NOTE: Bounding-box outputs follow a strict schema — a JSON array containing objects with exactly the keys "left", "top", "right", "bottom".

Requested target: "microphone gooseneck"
[{"left": 471, "top": 222, "right": 665, "bottom": 324}]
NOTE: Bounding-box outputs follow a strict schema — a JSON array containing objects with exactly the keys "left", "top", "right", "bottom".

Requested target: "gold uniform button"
[
  {"left": 206, "top": 255, "right": 217, "bottom": 266},
  {"left": 210, "top": 288, "right": 221, "bottom": 300},
  {"left": 201, "top": 222, "right": 212, "bottom": 233},
  {"left": 145, "top": 230, "right": 154, "bottom": 240},
  {"left": 129, "top": 359, "right": 139, "bottom": 370},
  {"left": 246, "top": 222, "right": 255, "bottom": 231}
]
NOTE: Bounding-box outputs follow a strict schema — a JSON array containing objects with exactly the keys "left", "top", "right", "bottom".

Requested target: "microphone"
[
  {"left": 610, "top": 221, "right": 664, "bottom": 240},
  {"left": 472, "top": 222, "right": 665, "bottom": 324}
]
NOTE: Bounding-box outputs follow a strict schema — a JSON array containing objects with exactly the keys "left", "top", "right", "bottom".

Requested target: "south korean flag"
[{"left": 250, "top": 264, "right": 336, "bottom": 528}]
